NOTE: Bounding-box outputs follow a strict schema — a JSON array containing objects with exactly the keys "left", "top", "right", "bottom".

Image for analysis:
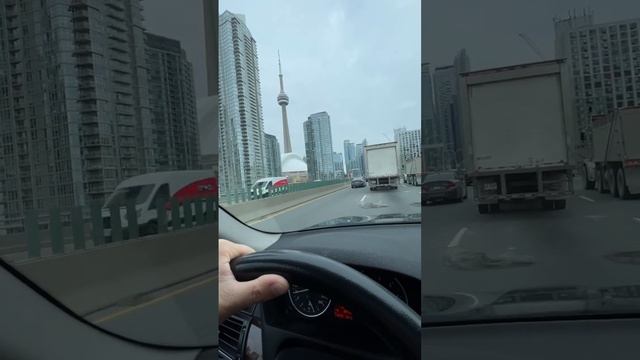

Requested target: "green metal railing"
[
  {"left": 220, "top": 179, "right": 348, "bottom": 205},
  {"left": 16, "top": 196, "right": 217, "bottom": 259}
]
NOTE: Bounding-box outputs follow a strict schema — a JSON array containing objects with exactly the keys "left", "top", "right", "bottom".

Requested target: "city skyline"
[{"left": 220, "top": 0, "right": 420, "bottom": 157}]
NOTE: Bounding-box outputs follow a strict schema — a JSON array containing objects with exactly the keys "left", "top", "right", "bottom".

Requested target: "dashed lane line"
[{"left": 448, "top": 227, "right": 468, "bottom": 248}]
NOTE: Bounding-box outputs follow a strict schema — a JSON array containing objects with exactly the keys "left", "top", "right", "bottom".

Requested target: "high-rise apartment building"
[
  {"left": 343, "top": 140, "right": 356, "bottom": 172},
  {"left": 433, "top": 49, "right": 470, "bottom": 169},
  {"left": 264, "top": 133, "right": 281, "bottom": 177},
  {"left": 197, "top": 96, "right": 217, "bottom": 171},
  {"left": 0, "top": 0, "right": 153, "bottom": 232},
  {"left": 555, "top": 13, "right": 640, "bottom": 158},
  {"left": 146, "top": 33, "right": 200, "bottom": 171},
  {"left": 394, "top": 127, "right": 422, "bottom": 162},
  {"left": 354, "top": 139, "right": 367, "bottom": 175},
  {"left": 422, "top": 63, "right": 442, "bottom": 171},
  {"left": 303, "top": 112, "right": 334, "bottom": 181},
  {"left": 218, "top": 11, "right": 266, "bottom": 194},
  {"left": 332, "top": 152, "right": 344, "bottom": 177}
]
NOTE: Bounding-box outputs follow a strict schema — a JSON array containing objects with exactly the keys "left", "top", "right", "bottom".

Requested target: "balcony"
[
  {"left": 78, "top": 91, "right": 97, "bottom": 101},
  {"left": 107, "top": 32, "right": 127, "bottom": 43},
  {"left": 73, "top": 43, "right": 93, "bottom": 54},
  {"left": 84, "top": 150, "right": 102, "bottom": 160},
  {"left": 74, "top": 33, "right": 91, "bottom": 43},
  {"left": 71, "top": 5, "right": 89, "bottom": 20},
  {"left": 78, "top": 79, "right": 95, "bottom": 89},
  {"left": 81, "top": 114, "right": 99, "bottom": 125},
  {"left": 115, "top": 105, "right": 134, "bottom": 115},
  {"left": 112, "top": 73, "right": 132, "bottom": 85},
  {"left": 79, "top": 102, "right": 98, "bottom": 113},
  {"left": 77, "top": 68, "right": 94, "bottom": 78},
  {"left": 76, "top": 55, "right": 93, "bottom": 66},
  {"left": 105, "top": 0, "right": 125, "bottom": 11}
]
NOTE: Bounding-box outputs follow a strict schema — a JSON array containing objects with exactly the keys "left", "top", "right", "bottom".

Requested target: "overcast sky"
[
  {"left": 143, "top": 0, "right": 208, "bottom": 98},
  {"left": 423, "top": 0, "right": 640, "bottom": 69},
  {"left": 220, "top": 0, "right": 420, "bottom": 157}
]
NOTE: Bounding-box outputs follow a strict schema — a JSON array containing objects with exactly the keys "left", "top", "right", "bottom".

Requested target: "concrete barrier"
[
  {"left": 14, "top": 223, "right": 216, "bottom": 315},
  {"left": 223, "top": 183, "right": 349, "bottom": 223}
]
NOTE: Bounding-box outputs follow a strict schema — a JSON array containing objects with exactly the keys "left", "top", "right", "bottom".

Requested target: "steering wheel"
[{"left": 231, "top": 249, "right": 420, "bottom": 359}]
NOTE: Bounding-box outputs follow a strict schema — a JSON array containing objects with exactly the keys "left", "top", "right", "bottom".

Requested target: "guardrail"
[
  {"left": 0, "top": 196, "right": 217, "bottom": 260},
  {"left": 223, "top": 182, "right": 350, "bottom": 223},
  {"left": 220, "top": 179, "right": 348, "bottom": 205}
]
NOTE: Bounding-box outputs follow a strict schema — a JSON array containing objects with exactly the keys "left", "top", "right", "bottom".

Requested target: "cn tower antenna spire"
[{"left": 277, "top": 50, "right": 292, "bottom": 153}]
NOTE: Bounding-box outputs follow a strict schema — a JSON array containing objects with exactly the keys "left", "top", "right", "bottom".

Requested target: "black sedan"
[
  {"left": 422, "top": 172, "right": 466, "bottom": 205},
  {"left": 351, "top": 177, "right": 366, "bottom": 188}
]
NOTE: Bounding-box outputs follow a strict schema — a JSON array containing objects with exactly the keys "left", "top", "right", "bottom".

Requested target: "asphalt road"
[
  {"left": 248, "top": 182, "right": 421, "bottom": 233},
  {"left": 86, "top": 272, "right": 217, "bottom": 346},
  {"left": 422, "top": 182, "right": 640, "bottom": 322}
]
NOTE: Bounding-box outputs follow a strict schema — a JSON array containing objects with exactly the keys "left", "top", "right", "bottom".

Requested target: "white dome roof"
[{"left": 281, "top": 152, "right": 307, "bottom": 172}]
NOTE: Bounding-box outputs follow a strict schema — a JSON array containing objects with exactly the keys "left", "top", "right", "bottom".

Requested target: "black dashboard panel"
[
  {"left": 268, "top": 223, "right": 421, "bottom": 279},
  {"left": 422, "top": 318, "right": 640, "bottom": 359}
]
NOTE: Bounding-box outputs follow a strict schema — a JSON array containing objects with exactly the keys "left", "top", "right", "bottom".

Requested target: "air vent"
[{"left": 218, "top": 314, "right": 248, "bottom": 359}]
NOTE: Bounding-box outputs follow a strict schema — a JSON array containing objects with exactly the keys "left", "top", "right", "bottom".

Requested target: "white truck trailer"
[
  {"left": 460, "top": 60, "right": 576, "bottom": 214},
  {"left": 365, "top": 142, "right": 400, "bottom": 191},
  {"left": 583, "top": 107, "right": 640, "bottom": 198},
  {"left": 404, "top": 157, "right": 423, "bottom": 186}
]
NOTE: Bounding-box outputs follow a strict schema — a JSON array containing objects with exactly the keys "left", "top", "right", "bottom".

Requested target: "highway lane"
[
  {"left": 246, "top": 182, "right": 421, "bottom": 232},
  {"left": 86, "top": 272, "right": 217, "bottom": 346},
  {"left": 422, "top": 184, "right": 640, "bottom": 322}
]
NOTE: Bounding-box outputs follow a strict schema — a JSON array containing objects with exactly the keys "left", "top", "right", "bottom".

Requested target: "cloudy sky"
[
  {"left": 423, "top": 0, "right": 640, "bottom": 69},
  {"left": 143, "top": 0, "right": 208, "bottom": 98},
  {"left": 221, "top": 0, "right": 421, "bottom": 157}
]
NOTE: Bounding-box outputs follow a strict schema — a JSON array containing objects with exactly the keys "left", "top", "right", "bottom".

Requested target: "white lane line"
[
  {"left": 633, "top": 217, "right": 640, "bottom": 224},
  {"left": 360, "top": 195, "right": 367, "bottom": 202},
  {"left": 448, "top": 227, "right": 468, "bottom": 248},
  {"left": 579, "top": 195, "right": 595, "bottom": 203}
]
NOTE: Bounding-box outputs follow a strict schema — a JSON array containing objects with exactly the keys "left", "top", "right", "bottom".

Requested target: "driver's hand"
[{"left": 219, "top": 239, "right": 289, "bottom": 322}]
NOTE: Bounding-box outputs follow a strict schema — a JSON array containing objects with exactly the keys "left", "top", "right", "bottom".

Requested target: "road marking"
[
  {"left": 360, "top": 195, "right": 367, "bottom": 202},
  {"left": 248, "top": 187, "right": 348, "bottom": 225},
  {"left": 448, "top": 227, "right": 468, "bottom": 248},
  {"left": 633, "top": 217, "right": 640, "bottom": 224},
  {"left": 93, "top": 276, "right": 216, "bottom": 324},
  {"left": 578, "top": 195, "right": 595, "bottom": 203}
]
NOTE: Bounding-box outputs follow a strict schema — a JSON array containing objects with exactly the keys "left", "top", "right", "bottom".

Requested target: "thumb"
[{"left": 230, "top": 274, "right": 289, "bottom": 312}]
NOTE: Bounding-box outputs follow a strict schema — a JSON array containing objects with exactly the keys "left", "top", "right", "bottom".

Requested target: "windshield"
[
  {"left": 104, "top": 185, "right": 155, "bottom": 208},
  {"left": 219, "top": 0, "right": 421, "bottom": 233},
  {"left": 0, "top": 0, "right": 217, "bottom": 348},
  {"left": 423, "top": 0, "right": 640, "bottom": 324}
]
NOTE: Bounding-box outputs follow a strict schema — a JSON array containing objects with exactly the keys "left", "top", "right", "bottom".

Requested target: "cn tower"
[{"left": 277, "top": 50, "right": 292, "bottom": 153}]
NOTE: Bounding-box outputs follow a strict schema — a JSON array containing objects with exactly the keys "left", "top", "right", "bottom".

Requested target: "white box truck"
[
  {"left": 365, "top": 142, "right": 400, "bottom": 191},
  {"left": 583, "top": 107, "right": 640, "bottom": 198},
  {"left": 460, "top": 60, "right": 576, "bottom": 214}
]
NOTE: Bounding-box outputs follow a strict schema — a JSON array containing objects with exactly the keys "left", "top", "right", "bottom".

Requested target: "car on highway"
[
  {"left": 350, "top": 176, "right": 366, "bottom": 188},
  {"left": 421, "top": 172, "right": 466, "bottom": 205}
]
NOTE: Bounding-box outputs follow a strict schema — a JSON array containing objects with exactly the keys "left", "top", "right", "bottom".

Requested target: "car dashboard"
[{"left": 219, "top": 223, "right": 420, "bottom": 359}]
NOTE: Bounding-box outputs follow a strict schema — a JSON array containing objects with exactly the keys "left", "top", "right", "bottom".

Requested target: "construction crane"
[{"left": 518, "top": 33, "right": 545, "bottom": 60}]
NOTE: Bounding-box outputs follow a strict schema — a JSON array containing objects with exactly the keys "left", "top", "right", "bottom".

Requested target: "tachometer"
[
  {"left": 288, "top": 284, "right": 331, "bottom": 318},
  {"left": 371, "top": 274, "right": 409, "bottom": 304}
]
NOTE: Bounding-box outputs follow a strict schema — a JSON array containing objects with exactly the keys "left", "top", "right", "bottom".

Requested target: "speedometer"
[{"left": 288, "top": 284, "right": 332, "bottom": 317}]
